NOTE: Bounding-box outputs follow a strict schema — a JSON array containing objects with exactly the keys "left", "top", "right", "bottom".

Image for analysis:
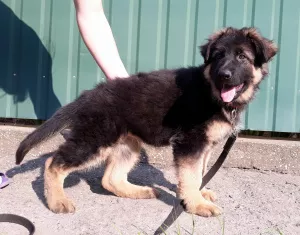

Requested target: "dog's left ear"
[{"left": 243, "top": 27, "right": 278, "bottom": 65}]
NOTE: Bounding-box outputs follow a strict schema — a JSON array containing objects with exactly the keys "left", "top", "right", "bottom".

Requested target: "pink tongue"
[{"left": 221, "top": 86, "right": 236, "bottom": 102}]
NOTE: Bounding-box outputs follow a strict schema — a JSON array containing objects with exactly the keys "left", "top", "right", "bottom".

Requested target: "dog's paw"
[
  {"left": 184, "top": 199, "right": 222, "bottom": 217},
  {"left": 195, "top": 202, "right": 222, "bottom": 217},
  {"left": 201, "top": 189, "right": 217, "bottom": 202},
  {"left": 49, "top": 198, "right": 76, "bottom": 214}
]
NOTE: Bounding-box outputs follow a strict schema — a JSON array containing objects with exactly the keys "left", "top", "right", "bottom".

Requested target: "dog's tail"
[{"left": 16, "top": 102, "right": 77, "bottom": 165}]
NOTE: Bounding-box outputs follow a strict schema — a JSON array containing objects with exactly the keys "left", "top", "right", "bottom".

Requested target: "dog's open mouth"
[{"left": 221, "top": 83, "right": 244, "bottom": 102}]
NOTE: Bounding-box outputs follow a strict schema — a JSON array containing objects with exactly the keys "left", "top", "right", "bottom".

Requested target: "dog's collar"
[{"left": 226, "top": 102, "right": 242, "bottom": 109}]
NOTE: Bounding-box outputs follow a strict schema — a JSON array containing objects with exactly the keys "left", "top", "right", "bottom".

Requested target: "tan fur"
[
  {"left": 206, "top": 120, "right": 232, "bottom": 143},
  {"left": 237, "top": 85, "right": 255, "bottom": 103},
  {"left": 102, "top": 134, "right": 158, "bottom": 199},
  {"left": 44, "top": 133, "right": 157, "bottom": 214},
  {"left": 44, "top": 157, "right": 76, "bottom": 213},
  {"left": 201, "top": 188, "right": 217, "bottom": 202},
  {"left": 200, "top": 149, "right": 218, "bottom": 202},
  {"left": 204, "top": 65, "right": 219, "bottom": 98},
  {"left": 176, "top": 156, "right": 221, "bottom": 217},
  {"left": 252, "top": 66, "right": 263, "bottom": 85},
  {"left": 235, "top": 66, "right": 264, "bottom": 104},
  {"left": 44, "top": 150, "right": 111, "bottom": 214},
  {"left": 203, "top": 64, "right": 211, "bottom": 80},
  {"left": 201, "top": 149, "right": 213, "bottom": 176}
]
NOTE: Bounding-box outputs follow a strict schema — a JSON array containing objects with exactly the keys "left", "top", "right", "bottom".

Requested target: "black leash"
[
  {"left": 154, "top": 134, "right": 237, "bottom": 235},
  {"left": 0, "top": 213, "right": 35, "bottom": 235}
]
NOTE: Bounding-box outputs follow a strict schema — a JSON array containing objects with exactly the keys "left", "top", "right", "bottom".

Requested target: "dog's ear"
[
  {"left": 243, "top": 27, "right": 278, "bottom": 65},
  {"left": 200, "top": 28, "right": 228, "bottom": 63},
  {"left": 200, "top": 41, "right": 213, "bottom": 64}
]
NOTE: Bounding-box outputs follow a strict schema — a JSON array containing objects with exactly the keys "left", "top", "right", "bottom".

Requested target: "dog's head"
[{"left": 200, "top": 27, "right": 277, "bottom": 106}]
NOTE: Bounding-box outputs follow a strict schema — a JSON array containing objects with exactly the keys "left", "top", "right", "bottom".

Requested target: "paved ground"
[{"left": 0, "top": 126, "right": 300, "bottom": 235}]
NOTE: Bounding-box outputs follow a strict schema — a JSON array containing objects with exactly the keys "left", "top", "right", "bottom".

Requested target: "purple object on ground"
[{"left": 0, "top": 173, "right": 9, "bottom": 189}]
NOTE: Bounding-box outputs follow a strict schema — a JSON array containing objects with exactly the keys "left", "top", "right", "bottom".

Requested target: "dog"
[{"left": 15, "top": 27, "right": 277, "bottom": 217}]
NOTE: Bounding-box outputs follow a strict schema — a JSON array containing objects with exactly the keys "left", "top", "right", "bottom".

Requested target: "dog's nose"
[{"left": 219, "top": 70, "right": 232, "bottom": 80}]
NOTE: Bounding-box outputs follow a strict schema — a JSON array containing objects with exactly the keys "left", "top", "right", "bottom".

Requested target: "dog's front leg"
[
  {"left": 173, "top": 144, "right": 222, "bottom": 217},
  {"left": 200, "top": 148, "right": 218, "bottom": 202}
]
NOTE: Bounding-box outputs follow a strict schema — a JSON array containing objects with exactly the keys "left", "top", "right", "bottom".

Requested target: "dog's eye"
[
  {"left": 238, "top": 54, "right": 246, "bottom": 60},
  {"left": 214, "top": 52, "right": 224, "bottom": 59}
]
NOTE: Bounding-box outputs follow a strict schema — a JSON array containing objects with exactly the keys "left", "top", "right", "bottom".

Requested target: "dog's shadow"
[{"left": 6, "top": 149, "right": 177, "bottom": 208}]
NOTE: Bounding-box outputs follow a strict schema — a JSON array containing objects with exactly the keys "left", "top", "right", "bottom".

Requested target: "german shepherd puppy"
[{"left": 16, "top": 27, "right": 277, "bottom": 217}]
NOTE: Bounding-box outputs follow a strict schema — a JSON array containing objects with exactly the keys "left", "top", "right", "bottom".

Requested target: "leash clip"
[{"left": 230, "top": 108, "right": 237, "bottom": 124}]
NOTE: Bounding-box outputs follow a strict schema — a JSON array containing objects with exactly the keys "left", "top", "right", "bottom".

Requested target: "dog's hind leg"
[
  {"left": 44, "top": 139, "right": 104, "bottom": 214},
  {"left": 101, "top": 135, "right": 158, "bottom": 199},
  {"left": 44, "top": 156, "right": 76, "bottom": 214}
]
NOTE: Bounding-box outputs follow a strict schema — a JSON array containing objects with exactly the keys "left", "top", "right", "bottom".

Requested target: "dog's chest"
[{"left": 205, "top": 120, "right": 233, "bottom": 143}]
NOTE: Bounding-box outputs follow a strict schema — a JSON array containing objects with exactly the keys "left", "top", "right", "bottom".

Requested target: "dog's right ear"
[
  {"left": 200, "top": 28, "right": 230, "bottom": 63},
  {"left": 200, "top": 41, "right": 213, "bottom": 64}
]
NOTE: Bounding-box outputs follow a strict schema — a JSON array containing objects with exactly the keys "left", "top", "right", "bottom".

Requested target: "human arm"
[{"left": 73, "top": 0, "right": 128, "bottom": 80}]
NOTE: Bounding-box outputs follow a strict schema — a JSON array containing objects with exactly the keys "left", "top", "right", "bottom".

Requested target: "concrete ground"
[{"left": 0, "top": 125, "right": 300, "bottom": 235}]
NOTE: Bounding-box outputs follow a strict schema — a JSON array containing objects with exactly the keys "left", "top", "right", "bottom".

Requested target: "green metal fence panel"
[{"left": 0, "top": 0, "right": 299, "bottom": 133}]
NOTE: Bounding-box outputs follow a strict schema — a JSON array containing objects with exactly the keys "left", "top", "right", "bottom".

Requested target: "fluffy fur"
[{"left": 15, "top": 27, "right": 277, "bottom": 216}]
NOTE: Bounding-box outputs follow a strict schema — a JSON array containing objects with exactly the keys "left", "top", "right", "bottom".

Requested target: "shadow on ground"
[{"left": 6, "top": 149, "right": 177, "bottom": 209}]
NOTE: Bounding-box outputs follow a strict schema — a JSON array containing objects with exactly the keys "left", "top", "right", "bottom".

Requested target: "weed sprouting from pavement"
[
  {"left": 216, "top": 215, "right": 225, "bottom": 235},
  {"left": 259, "top": 227, "right": 284, "bottom": 235},
  {"left": 112, "top": 215, "right": 284, "bottom": 235}
]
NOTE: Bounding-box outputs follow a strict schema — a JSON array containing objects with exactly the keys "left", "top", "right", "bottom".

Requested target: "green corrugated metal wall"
[{"left": 0, "top": 0, "right": 299, "bottom": 133}]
